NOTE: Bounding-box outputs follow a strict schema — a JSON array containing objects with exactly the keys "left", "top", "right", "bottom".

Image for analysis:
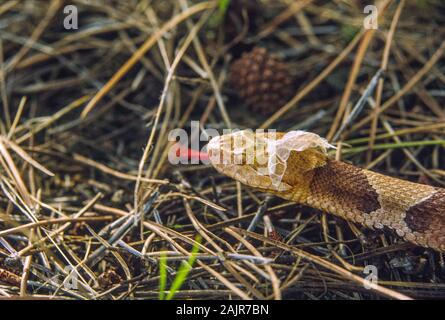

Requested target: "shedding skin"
[{"left": 208, "top": 130, "right": 445, "bottom": 251}]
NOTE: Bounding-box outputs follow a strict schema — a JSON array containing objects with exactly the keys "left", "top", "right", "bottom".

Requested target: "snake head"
[{"left": 207, "top": 130, "right": 333, "bottom": 193}]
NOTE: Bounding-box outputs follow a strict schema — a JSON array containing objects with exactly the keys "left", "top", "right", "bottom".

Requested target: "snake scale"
[{"left": 207, "top": 130, "right": 445, "bottom": 251}]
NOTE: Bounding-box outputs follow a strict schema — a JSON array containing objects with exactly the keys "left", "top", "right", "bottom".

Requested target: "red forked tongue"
[{"left": 174, "top": 145, "right": 209, "bottom": 162}]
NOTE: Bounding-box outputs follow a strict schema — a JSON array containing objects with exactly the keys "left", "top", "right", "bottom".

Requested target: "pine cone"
[{"left": 229, "top": 47, "right": 294, "bottom": 116}]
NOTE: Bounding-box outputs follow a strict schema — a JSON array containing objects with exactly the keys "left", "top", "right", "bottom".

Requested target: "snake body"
[{"left": 207, "top": 130, "right": 445, "bottom": 251}]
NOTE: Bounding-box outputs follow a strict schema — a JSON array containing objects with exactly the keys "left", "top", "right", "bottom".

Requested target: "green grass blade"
[
  {"left": 158, "top": 252, "right": 167, "bottom": 300},
  {"left": 218, "top": 0, "right": 231, "bottom": 14},
  {"left": 166, "top": 235, "right": 201, "bottom": 300}
]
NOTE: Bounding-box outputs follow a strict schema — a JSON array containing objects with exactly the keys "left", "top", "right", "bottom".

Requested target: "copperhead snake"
[{"left": 207, "top": 130, "right": 445, "bottom": 251}]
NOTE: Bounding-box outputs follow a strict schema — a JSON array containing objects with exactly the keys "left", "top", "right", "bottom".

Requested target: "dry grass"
[{"left": 0, "top": 0, "right": 444, "bottom": 300}]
